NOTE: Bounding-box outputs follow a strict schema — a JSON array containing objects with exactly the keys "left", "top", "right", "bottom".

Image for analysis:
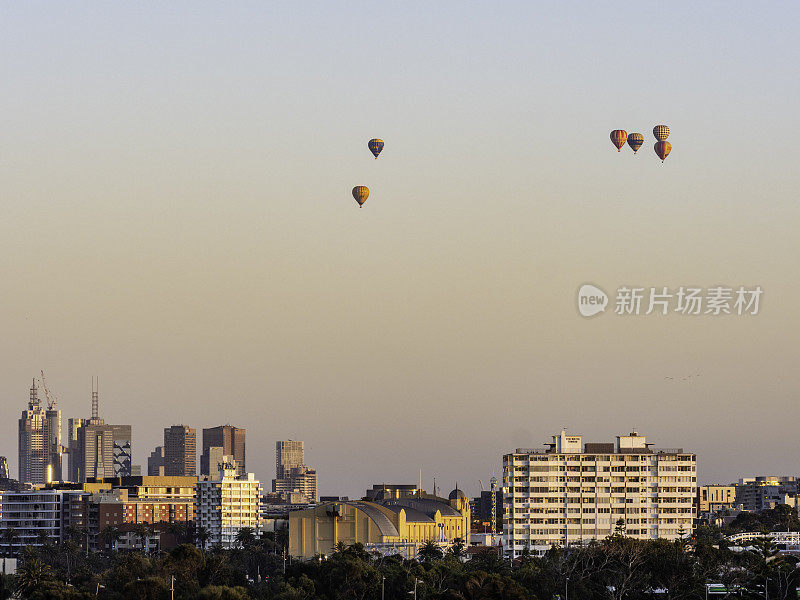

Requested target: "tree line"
[{"left": 2, "top": 523, "right": 800, "bottom": 599}]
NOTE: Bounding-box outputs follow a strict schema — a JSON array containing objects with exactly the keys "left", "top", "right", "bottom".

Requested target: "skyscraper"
[
  {"left": 201, "top": 425, "right": 245, "bottom": 476},
  {"left": 275, "top": 440, "right": 304, "bottom": 479},
  {"left": 67, "top": 417, "right": 84, "bottom": 481},
  {"left": 71, "top": 378, "right": 133, "bottom": 482},
  {"left": 273, "top": 440, "right": 317, "bottom": 502},
  {"left": 164, "top": 425, "right": 196, "bottom": 476},
  {"left": 148, "top": 446, "right": 165, "bottom": 476},
  {"left": 18, "top": 379, "right": 62, "bottom": 484}
]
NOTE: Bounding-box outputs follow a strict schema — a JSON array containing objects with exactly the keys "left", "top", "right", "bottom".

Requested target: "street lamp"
[{"left": 382, "top": 576, "right": 386, "bottom": 600}]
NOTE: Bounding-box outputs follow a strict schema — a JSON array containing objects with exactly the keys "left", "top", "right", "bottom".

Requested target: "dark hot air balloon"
[
  {"left": 352, "top": 186, "right": 369, "bottom": 207},
  {"left": 627, "top": 133, "right": 644, "bottom": 153},
  {"left": 654, "top": 141, "right": 671, "bottom": 163},
  {"left": 368, "top": 139, "right": 384, "bottom": 159},
  {"left": 653, "top": 125, "right": 670, "bottom": 141},
  {"left": 610, "top": 130, "right": 628, "bottom": 152}
]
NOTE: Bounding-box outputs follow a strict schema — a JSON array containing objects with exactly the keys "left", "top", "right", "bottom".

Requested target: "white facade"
[
  {"left": 503, "top": 430, "right": 696, "bottom": 557},
  {"left": 196, "top": 469, "right": 262, "bottom": 548},
  {"left": 0, "top": 490, "right": 87, "bottom": 554}
]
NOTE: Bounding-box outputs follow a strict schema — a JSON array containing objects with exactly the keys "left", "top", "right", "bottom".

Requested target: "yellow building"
[
  {"left": 289, "top": 489, "right": 470, "bottom": 559},
  {"left": 697, "top": 485, "right": 736, "bottom": 513}
]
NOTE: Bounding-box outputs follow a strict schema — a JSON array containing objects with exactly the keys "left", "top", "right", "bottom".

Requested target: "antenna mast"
[{"left": 92, "top": 376, "right": 99, "bottom": 420}]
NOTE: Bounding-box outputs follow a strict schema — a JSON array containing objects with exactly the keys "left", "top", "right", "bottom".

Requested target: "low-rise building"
[
  {"left": 289, "top": 488, "right": 471, "bottom": 559},
  {"left": 735, "top": 477, "right": 798, "bottom": 512}
]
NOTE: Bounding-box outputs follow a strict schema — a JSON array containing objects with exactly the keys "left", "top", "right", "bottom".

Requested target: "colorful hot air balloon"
[
  {"left": 653, "top": 125, "right": 670, "bottom": 141},
  {"left": 352, "top": 186, "right": 369, "bottom": 207},
  {"left": 610, "top": 130, "right": 628, "bottom": 152},
  {"left": 368, "top": 139, "right": 384, "bottom": 159},
  {"left": 654, "top": 141, "right": 671, "bottom": 163},
  {"left": 627, "top": 133, "right": 644, "bottom": 153}
]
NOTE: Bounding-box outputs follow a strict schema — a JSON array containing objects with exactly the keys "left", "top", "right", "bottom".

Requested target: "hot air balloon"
[
  {"left": 654, "top": 141, "right": 671, "bottom": 163},
  {"left": 627, "top": 133, "right": 644, "bottom": 153},
  {"left": 610, "top": 130, "right": 628, "bottom": 152},
  {"left": 368, "top": 139, "right": 384, "bottom": 159},
  {"left": 352, "top": 186, "right": 369, "bottom": 207},
  {"left": 653, "top": 125, "right": 670, "bottom": 141}
]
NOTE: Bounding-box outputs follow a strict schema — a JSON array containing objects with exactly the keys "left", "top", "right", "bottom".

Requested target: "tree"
[
  {"left": 2, "top": 528, "right": 16, "bottom": 558},
  {"left": 100, "top": 526, "right": 122, "bottom": 552},
  {"left": 196, "top": 526, "right": 211, "bottom": 551},
  {"left": 234, "top": 528, "right": 255, "bottom": 549},
  {"left": 15, "top": 558, "right": 53, "bottom": 599},
  {"left": 418, "top": 541, "right": 444, "bottom": 563},
  {"left": 197, "top": 585, "right": 250, "bottom": 600},
  {"left": 123, "top": 577, "right": 168, "bottom": 600}
]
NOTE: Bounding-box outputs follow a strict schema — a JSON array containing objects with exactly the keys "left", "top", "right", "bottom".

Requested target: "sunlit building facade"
[{"left": 503, "top": 430, "right": 696, "bottom": 557}]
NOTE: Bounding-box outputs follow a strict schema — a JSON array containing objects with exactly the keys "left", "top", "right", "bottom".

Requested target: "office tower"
[
  {"left": 0, "top": 457, "right": 9, "bottom": 480},
  {"left": 19, "top": 379, "right": 61, "bottom": 484},
  {"left": 201, "top": 425, "right": 245, "bottom": 476},
  {"left": 72, "top": 379, "right": 133, "bottom": 481},
  {"left": 196, "top": 468, "right": 261, "bottom": 548},
  {"left": 148, "top": 446, "right": 165, "bottom": 476},
  {"left": 164, "top": 426, "right": 196, "bottom": 477},
  {"left": 502, "top": 430, "right": 697, "bottom": 557},
  {"left": 67, "top": 418, "right": 84, "bottom": 482},
  {"left": 276, "top": 441, "right": 304, "bottom": 479},
  {"left": 203, "top": 447, "right": 238, "bottom": 480},
  {"left": 273, "top": 440, "right": 317, "bottom": 502}
]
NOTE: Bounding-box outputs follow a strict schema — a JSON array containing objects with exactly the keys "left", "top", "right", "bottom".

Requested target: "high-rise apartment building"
[
  {"left": 201, "top": 426, "right": 245, "bottom": 476},
  {"left": 502, "top": 430, "right": 696, "bottom": 557},
  {"left": 18, "top": 379, "right": 62, "bottom": 484},
  {"left": 164, "top": 426, "right": 196, "bottom": 477},
  {"left": 197, "top": 469, "right": 261, "bottom": 548},
  {"left": 273, "top": 440, "right": 317, "bottom": 502},
  {"left": 70, "top": 379, "right": 133, "bottom": 482}
]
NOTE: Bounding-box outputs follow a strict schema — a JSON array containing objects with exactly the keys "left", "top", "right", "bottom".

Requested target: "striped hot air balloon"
[
  {"left": 653, "top": 125, "right": 670, "bottom": 141},
  {"left": 627, "top": 133, "right": 644, "bottom": 153},
  {"left": 368, "top": 139, "right": 384, "bottom": 159},
  {"left": 610, "top": 130, "right": 628, "bottom": 152},
  {"left": 654, "top": 141, "right": 672, "bottom": 163},
  {"left": 352, "top": 186, "right": 370, "bottom": 207}
]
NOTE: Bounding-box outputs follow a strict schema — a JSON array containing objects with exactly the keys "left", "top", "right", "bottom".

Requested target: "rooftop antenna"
[
  {"left": 29, "top": 378, "right": 40, "bottom": 409},
  {"left": 92, "top": 376, "right": 99, "bottom": 420}
]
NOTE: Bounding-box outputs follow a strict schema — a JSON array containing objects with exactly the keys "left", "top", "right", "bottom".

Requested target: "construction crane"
[
  {"left": 490, "top": 475, "right": 498, "bottom": 536},
  {"left": 40, "top": 370, "right": 58, "bottom": 410}
]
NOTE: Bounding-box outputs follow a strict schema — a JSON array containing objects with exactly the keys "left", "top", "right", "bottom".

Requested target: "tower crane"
[{"left": 40, "top": 370, "right": 58, "bottom": 410}]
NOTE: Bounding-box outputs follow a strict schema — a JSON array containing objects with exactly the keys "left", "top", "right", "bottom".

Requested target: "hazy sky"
[{"left": 1, "top": 2, "right": 799, "bottom": 496}]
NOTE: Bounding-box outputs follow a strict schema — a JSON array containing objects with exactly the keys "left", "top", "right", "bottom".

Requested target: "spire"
[
  {"left": 91, "top": 376, "right": 99, "bottom": 420},
  {"left": 29, "top": 378, "right": 40, "bottom": 409}
]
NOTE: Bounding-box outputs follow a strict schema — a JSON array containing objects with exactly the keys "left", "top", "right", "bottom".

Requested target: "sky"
[{"left": 1, "top": 2, "right": 799, "bottom": 497}]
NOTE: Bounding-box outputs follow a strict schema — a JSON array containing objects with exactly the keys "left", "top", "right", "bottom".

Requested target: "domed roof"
[{"left": 449, "top": 488, "right": 466, "bottom": 500}]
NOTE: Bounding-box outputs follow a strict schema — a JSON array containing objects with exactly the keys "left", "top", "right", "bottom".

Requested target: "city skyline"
[
  {"left": 1, "top": 3, "right": 798, "bottom": 497},
  {"left": 1, "top": 374, "right": 794, "bottom": 497}
]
